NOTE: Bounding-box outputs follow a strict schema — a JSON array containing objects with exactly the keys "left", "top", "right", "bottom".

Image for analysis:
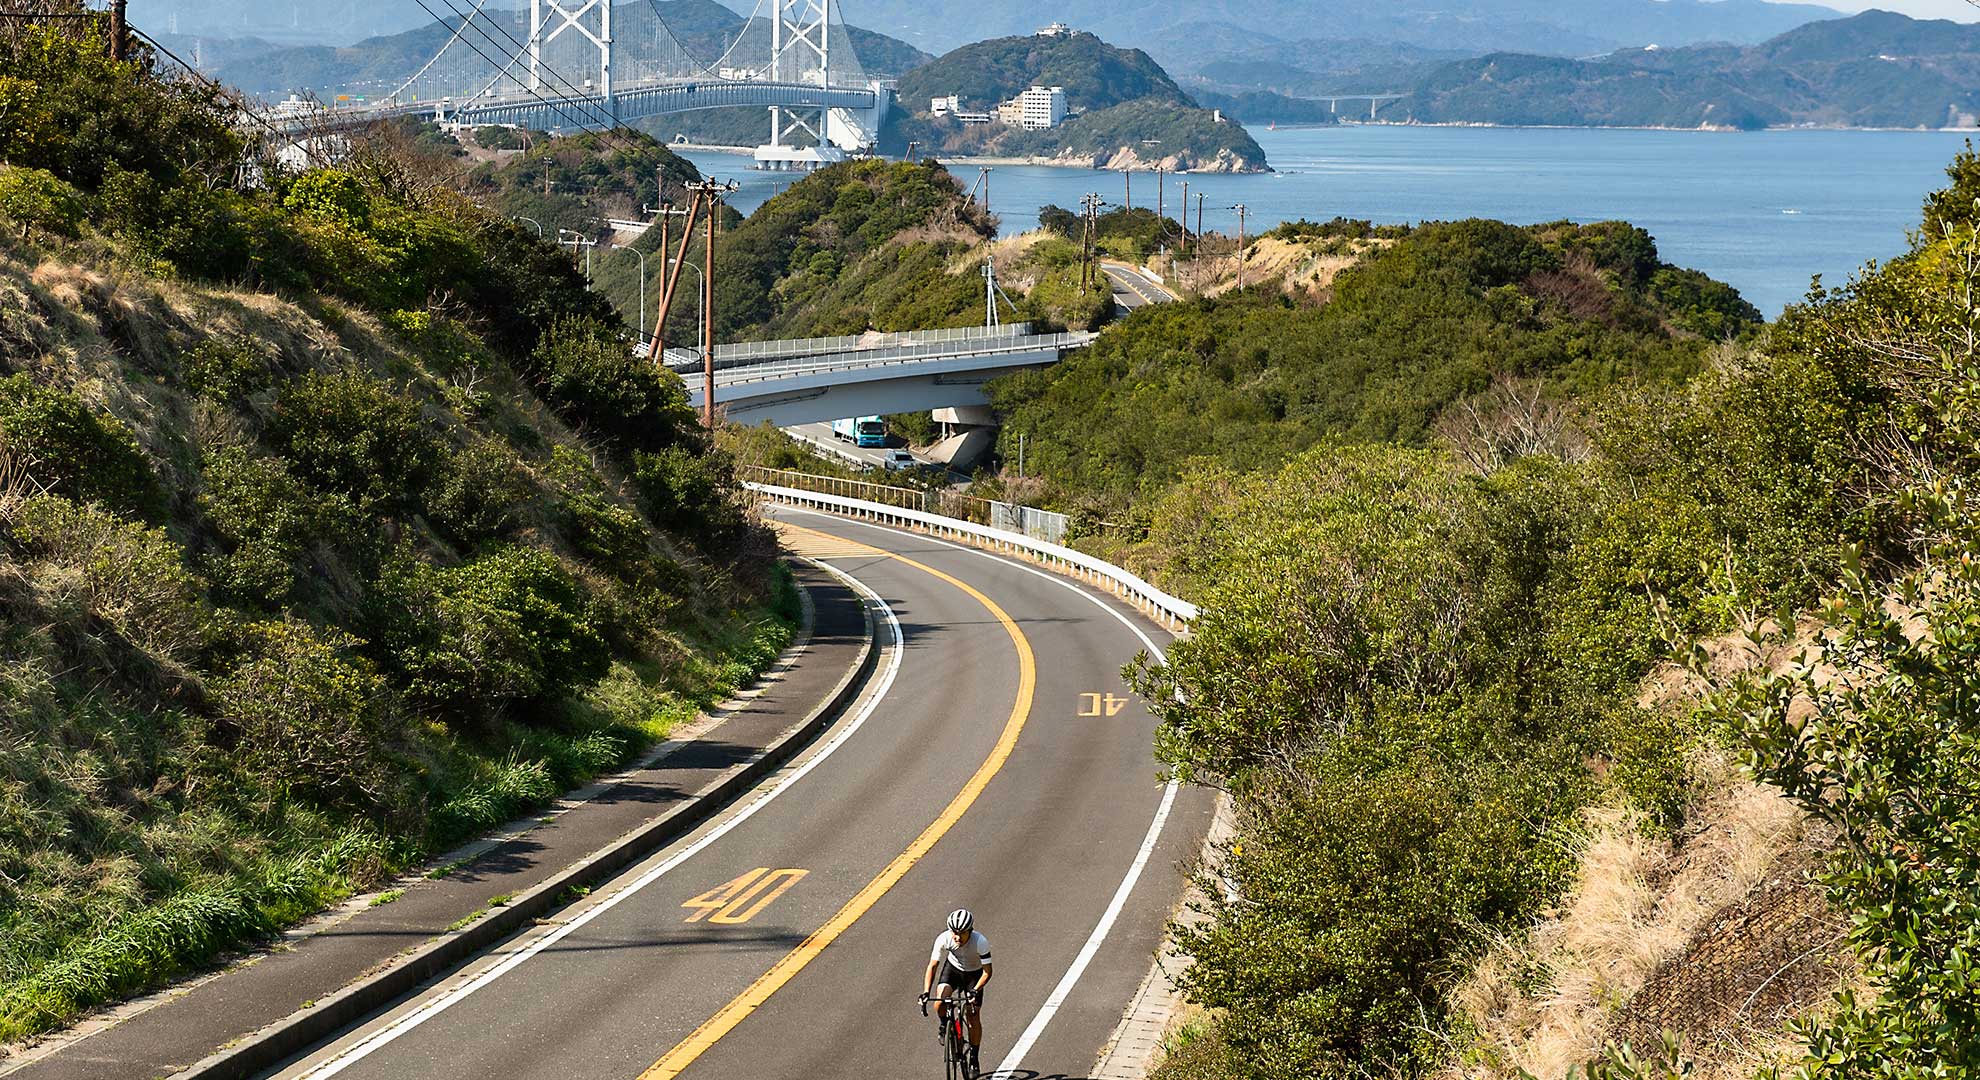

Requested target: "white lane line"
[
  {"left": 298, "top": 561, "right": 904, "bottom": 1079},
  {"left": 994, "top": 781, "right": 1179, "bottom": 1078},
  {"left": 775, "top": 507, "right": 1185, "bottom": 1076}
]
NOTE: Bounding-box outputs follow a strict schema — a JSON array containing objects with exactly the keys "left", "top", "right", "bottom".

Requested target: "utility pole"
[
  {"left": 1178, "top": 179, "right": 1189, "bottom": 254},
  {"left": 1156, "top": 166, "right": 1165, "bottom": 224},
  {"left": 109, "top": 0, "right": 128, "bottom": 61},
  {"left": 1123, "top": 167, "right": 1131, "bottom": 212},
  {"left": 649, "top": 192, "right": 705, "bottom": 361},
  {"left": 1231, "top": 203, "right": 1249, "bottom": 289},
  {"left": 558, "top": 229, "right": 597, "bottom": 280},
  {"left": 983, "top": 256, "right": 999, "bottom": 327},
  {"left": 681, "top": 178, "right": 737, "bottom": 428}
]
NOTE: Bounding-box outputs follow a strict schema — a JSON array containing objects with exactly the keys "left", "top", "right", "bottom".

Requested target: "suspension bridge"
[{"left": 265, "top": 0, "right": 895, "bottom": 169}]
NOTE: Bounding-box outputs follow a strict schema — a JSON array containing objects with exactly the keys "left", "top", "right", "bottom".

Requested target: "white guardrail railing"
[
  {"left": 748, "top": 482, "right": 1199, "bottom": 632},
  {"left": 706, "top": 333, "right": 1091, "bottom": 389}
]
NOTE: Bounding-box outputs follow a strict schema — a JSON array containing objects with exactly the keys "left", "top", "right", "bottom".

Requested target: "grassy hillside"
[{"left": 0, "top": 11, "right": 790, "bottom": 1039}]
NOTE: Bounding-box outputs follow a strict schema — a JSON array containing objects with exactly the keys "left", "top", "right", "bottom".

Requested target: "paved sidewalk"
[{"left": 2, "top": 563, "right": 872, "bottom": 1080}]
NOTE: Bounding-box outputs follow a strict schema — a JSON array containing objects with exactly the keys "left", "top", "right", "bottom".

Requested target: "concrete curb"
[{"left": 176, "top": 573, "right": 880, "bottom": 1080}]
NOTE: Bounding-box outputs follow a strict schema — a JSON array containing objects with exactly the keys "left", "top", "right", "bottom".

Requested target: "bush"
[
  {"left": 632, "top": 445, "right": 744, "bottom": 545},
  {"left": 5, "top": 494, "right": 203, "bottom": 666},
  {"left": 525, "top": 316, "right": 697, "bottom": 451},
  {"left": 0, "top": 373, "right": 160, "bottom": 517},
  {"left": 427, "top": 440, "right": 530, "bottom": 549},
  {"left": 373, "top": 546, "right": 609, "bottom": 723},
  {"left": 198, "top": 448, "right": 345, "bottom": 609},
  {"left": 266, "top": 370, "right": 438, "bottom": 513},
  {"left": 0, "top": 165, "right": 83, "bottom": 239},
  {"left": 213, "top": 622, "right": 392, "bottom": 810},
  {"left": 182, "top": 338, "right": 273, "bottom": 402}
]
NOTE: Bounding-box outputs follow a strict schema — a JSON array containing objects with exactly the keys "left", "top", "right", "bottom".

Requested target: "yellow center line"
[{"left": 639, "top": 520, "right": 1037, "bottom": 1080}]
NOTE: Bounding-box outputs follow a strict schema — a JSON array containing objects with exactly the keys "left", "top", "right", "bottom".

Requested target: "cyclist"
[{"left": 920, "top": 908, "right": 992, "bottom": 1073}]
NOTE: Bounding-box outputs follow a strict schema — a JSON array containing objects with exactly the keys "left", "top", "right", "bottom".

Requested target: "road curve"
[
  {"left": 1100, "top": 264, "right": 1178, "bottom": 310},
  {"left": 273, "top": 506, "right": 1215, "bottom": 1080}
]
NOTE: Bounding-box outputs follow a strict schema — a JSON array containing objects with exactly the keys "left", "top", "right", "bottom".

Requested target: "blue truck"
[{"left": 831, "top": 416, "right": 888, "bottom": 448}]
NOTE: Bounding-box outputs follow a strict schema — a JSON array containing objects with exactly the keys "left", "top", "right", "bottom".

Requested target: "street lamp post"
[
  {"left": 613, "top": 242, "right": 648, "bottom": 338},
  {"left": 514, "top": 215, "right": 543, "bottom": 238}
]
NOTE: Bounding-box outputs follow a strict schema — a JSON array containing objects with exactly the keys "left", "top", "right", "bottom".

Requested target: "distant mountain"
[
  {"left": 810, "top": 0, "right": 1842, "bottom": 57},
  {"left": 887, "top": 30, "right": 1267, "bottom": 171},
  {"left": 1376, "top": 11, "right": 1980, "bottom": 129},
  {"left": 211, "top": 0, "right": 929, "bottom": 100}
]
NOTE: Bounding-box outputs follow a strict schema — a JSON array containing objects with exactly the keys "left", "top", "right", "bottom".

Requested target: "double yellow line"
[{"left": 640, "top": 522, "right": 1037, "bottom": 1079}]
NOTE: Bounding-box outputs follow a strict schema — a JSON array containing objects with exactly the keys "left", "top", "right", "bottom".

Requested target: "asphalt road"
[
  {"left": 273, "top": 507, "right": 1215, "bottom": 1080},
  {"left": 1099, "top": 265, "right": 1177, "bottom": 310}
]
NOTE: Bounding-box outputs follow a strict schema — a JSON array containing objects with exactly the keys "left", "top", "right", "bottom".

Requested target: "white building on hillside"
[{"left": 1007, "top": 85, "right": 1067, "bottom": 130}]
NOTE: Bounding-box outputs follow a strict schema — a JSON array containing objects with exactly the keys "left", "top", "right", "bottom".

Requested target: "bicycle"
[{"left": 919, "top": 986, "right": 981, "bottom": 1080}]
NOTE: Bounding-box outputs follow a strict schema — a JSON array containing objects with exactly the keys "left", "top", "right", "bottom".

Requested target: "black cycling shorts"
[{"left": 938, "top": 961, "right": 986, "bottom": 1002}]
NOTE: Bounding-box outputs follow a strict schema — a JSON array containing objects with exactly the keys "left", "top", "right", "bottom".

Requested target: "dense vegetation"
[
  {"left": 466, "top": 129, "right": 702, "bottom": 249},
  {"left": 1369, "top": 11, "right": 1980, "bottom": 130},
  {"left": 885, "top": 31, "right": 1268, "bottom": 172},
  {"left": 602, "top": 159, "right": 1111, "bottom": 346},
  {"left": 0, "top": 11, "right": 789, "bottom": 1039},
  {"left": 1020, "top": 152, "right": 1980, "bottom": 1078},
  {"left": 990, "top": 218, "right": 1760, "bottom": 505}
]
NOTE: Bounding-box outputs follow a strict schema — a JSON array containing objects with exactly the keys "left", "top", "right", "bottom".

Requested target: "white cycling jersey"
[{"left": 931, "top": 930, "right": 992, "bottom": 973}]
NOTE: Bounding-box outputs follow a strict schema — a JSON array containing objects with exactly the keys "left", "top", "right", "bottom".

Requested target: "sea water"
[{"left": 684, "top": 126, "right": 1976, "bottom": 318}]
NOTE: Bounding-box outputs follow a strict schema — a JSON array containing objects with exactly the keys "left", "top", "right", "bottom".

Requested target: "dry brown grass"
[{"left": 1450, "top": 751, "right": 1818, "bottom": 1079}]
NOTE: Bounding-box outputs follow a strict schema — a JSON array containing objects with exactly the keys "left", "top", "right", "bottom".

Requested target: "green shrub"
[
  {"left": 632, "top": 445, "right": 743, "bottom": 544},
  {"left": 0, "top": 165, "right": 83, "bottom": 239},
  {"left": 5, "top": 494, "right": 203, "bottom": 666},
  {"left": 0, "top": 373, "right": 160, "bottom": 517},
  {"left": 374, "top": 546, "right": 609, "bottom": 723},
  {"left": 266, "top": 370, "right": 438, "bottom": 513},
  {"left": 182, "top": 337, "right": 273, "bottom": 402},
  {"left": 525, "top": 316, "right": 697, "bottom": 450},
  {"left": 199, "top": 448, "right": 343, "bottom": 608},
  {"left": 562, "top": 490, "right": 651, "bottom": 571},
  {"left": 427, "top": 440, "right": 530, "bottom": 549},
  {"left": 213, "top": 622, "right": 392, "bottom": 810}
]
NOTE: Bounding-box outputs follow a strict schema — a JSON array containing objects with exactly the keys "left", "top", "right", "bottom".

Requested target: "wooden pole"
[
  {"left": 109, "top": 0, "right": 128, "bottom": 60},
  {"left": 648, "top": 190, "right": 704, "bottom": 360},
  {"left": 703, "top": 194, "right": 717, "bottom": 428}
]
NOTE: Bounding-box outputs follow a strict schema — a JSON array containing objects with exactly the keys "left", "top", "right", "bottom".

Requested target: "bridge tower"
[
  {"left": 756, "top": 0, "right": 843, "bottom": 170},
  {"left": 529, "top": 0, "right": 615, "bottom": 120}
]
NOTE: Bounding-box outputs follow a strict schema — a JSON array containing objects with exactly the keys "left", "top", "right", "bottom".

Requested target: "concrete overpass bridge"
[{"left": 669, "top": 325, "right": 1094, "bottom": 428}]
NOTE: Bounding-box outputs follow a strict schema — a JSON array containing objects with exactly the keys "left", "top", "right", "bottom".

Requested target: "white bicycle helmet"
[{"left": 947, "top": 908, "right": 974, "bottom": 933}]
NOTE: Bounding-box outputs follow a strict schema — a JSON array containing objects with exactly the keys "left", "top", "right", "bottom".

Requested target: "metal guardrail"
[
  {"left": 749, "top": 482, "right": 1198, "bottom": 631},
  {"left": 740, "top": 466, "right": 995, "bottom": 524},
  {"left": 662, "top": 324, "right": 1038, "bottom": 372},
  {"left": 698, "top": 333, "right": 1090, "bottom": 390}
]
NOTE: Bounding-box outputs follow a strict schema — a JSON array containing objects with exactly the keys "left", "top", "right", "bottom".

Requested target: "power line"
[
  {"left": 125, "top": 25, "right": 334, "bottom": 169},
  {"left": 415, "top": 0, "right": 642, "bottom": 152}
]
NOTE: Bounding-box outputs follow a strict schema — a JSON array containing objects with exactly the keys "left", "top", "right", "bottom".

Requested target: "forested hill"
[
  {"left": 895, "top": 31, "right": 1191, "bottom": 116},
  {"left": 1378, "top": 10, "right": 1980, "bottom": 129},
  {"left": 886, "top": 31, "right": 1269, "bottom": 172},
  {"left": 989, "top": 217, "right": 1760, "bottom": 503},
  {"left": 0, "top": 11, "right": 791, "bottom": 1041}
]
